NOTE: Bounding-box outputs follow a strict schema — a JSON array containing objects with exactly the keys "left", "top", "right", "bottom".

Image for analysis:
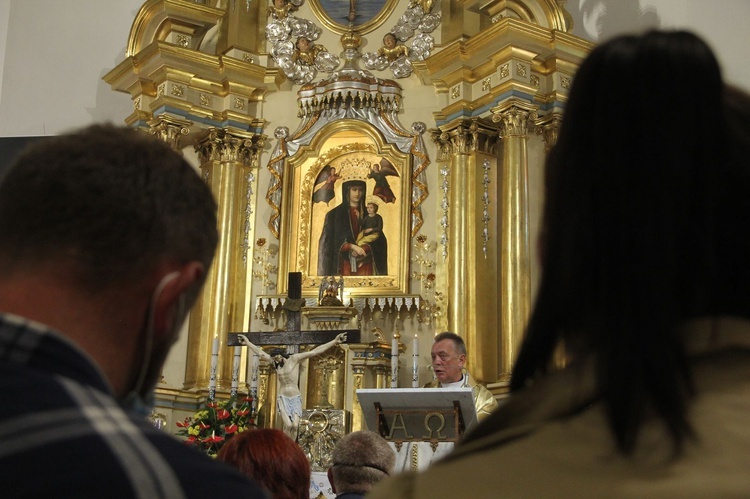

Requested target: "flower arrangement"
[{"left": 176, "top": 396, "right": 255, "bottom": 457}]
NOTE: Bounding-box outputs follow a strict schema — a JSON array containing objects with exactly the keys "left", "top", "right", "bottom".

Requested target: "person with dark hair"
[
  {"left": 424, "top": 332, "right": 498, "bottom": 422},
  {"left": 371, "top": 30, "right": 750, "bottom": 497},
  {"left": 238, "top": 332, "right": 347, "bottom": 439},
  {"left": 317, "top": 179, "right": 388, "bottom": 276},
  {"left": 0, "top": 124, "right": 266, "bottom": 497},
  {"left": 328, "top": 431, "right": 395, "bottom": 498},
  {"left": 218, "top": 428, "right": 311, "bottom": 499}
]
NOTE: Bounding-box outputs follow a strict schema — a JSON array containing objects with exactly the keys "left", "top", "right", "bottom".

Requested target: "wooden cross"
[{"left": 227, "top": 272, "right": 361, "bottom": 352}]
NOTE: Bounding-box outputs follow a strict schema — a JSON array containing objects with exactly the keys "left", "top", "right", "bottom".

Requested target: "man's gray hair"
[
  {"left": 330, "top": 431, "right": 395, "bottom": 494},
  {"left": 433, "top": 331, "right": 466, "bottom": 356}
]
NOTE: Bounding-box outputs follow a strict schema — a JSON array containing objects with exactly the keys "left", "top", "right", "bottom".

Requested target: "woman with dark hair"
[
  {"left": 217, "top": 428, "right": 311, "bottom": 499},
  {"left": 370, "top": 30, "right": 750, "bottom": 497}
]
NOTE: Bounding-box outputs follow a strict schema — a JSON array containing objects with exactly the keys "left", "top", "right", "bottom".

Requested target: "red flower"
[
  {"left": 236, "top": 408, "right": 250, "bottom": 417},
  {"left": 176, "top": 418, "right": 191, "bottom": 428},
  {"left": 201, "top": 434, "right": 224, "bottom": 444},
  {"left": 206, "top": 401, "right": 218, "bottom": 408},
  {"left": 199, "top": 422, "right": 211, "bottom": 430},
  {"left": 185, "top": 436, "right": 197, "bottom": 444},
  {"left": 224, "top": 424, "right": 239, "bottom": 434},
  {"left": 216, "top": 409, "right": 230, "bottom": 420}
]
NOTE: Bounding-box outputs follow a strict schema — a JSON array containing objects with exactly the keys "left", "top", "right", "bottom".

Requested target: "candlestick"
[
  {"left": 230, "top": 346, "right": 241, "bottom": 398},
  {"left": 412, "top": 334, "right": 419, "bottom": 388},
  {"left": 391, "top": 334, "right": 399, "bottom": 388},
  {"left": 209, "top": 335, "right": 218, "bottom": 400}
]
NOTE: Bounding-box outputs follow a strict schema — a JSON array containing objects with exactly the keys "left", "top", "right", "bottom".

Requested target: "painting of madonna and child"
[{"left": 309, "top": 155, "right": 402, "bottom": 278}]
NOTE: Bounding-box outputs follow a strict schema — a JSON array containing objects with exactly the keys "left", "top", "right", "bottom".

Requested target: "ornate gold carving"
[
  {"left": 500, "top": 63, "right": 510, "bottom": 79},
  {"left": 234, "top": 97, "right": 246, "bottom": 110},
  {"left": 411, "top": 440, "right": 419, "bottom": 471},
  {"left": 176, "top": 34, "right": 190, "bottom": 47},
  {"left": 157, "top": 84, "right": 165, "bottom": 96},
  {"left": 147, "top": 115, "right": 192, "bottom": 151},
  {"left": 252, "top": 238, "right": 278, "bottom": 290},
  {"left": 561, "top": 75, "right": 571, "bottom": 88},
  {"left": 481, "top": 159, "right": 491, "bottom": 259},
  {"left": 133, "top": 97, "right": 141, "bottom": 110},
  {"left": 451, "top": 85, "right": 460, "bottom": 99},
  {"left": 482, "top": 77, "right": 491, "bottom": 92},
  {"left": 194, "top": 128, "right": 265, "bottom": 167},
  {"left": 431, "top": 119, "right": 500, "bottom": 156},
  {"left": 199, "top": 93, "right": 211, "bottom": 107},
  {"left": 492, "top": 100, "right": 539, "bottom": 138},
  {"left": 535, "top": 114, "right": 563, "bottom": 153},
  {"left": 171, "top": 84, "right": 184, "bottom": 97},
  {"left": 530, "top": 74, "right": 540, "bottom": 87},
  {"left": 297, "top": 409, "right": 347, "bottom": 471},
  {"left": 516, "top": 63, "right": 527, "bottom": 77},
  {"left": 242, "top": 53, "right": 254, "bottom": 63}
]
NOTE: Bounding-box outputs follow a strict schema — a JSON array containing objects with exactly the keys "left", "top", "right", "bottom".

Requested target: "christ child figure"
[{"left": 351, "top": 202, "right": 383, "bottom": 270}]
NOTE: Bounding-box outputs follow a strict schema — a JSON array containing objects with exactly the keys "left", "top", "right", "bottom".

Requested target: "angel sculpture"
[
  {"left": 293, "top": 36, "right": 327, "bottom": 67},
  {"left": 312, "top": 165, "right": 341, "bottom": 204},
  {"left": 378, "top": 33, "right": 410, "bottom": 63},
  {"left": 369, "top": 158, "right": 399, "bottom": 204},
  {"left": 318, "top": 275, "right": 344, "bottom": 306},
  {"left": 268, "top": 0, "right": 297, "bottom": 20}
]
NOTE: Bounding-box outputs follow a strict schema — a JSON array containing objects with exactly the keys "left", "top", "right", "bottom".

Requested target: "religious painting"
[
  {"left": 282, "top": 138, "right": 411, "bottom": 296},
  {"left": 308, "top": 0, "right": 398, "bottom": 34}
]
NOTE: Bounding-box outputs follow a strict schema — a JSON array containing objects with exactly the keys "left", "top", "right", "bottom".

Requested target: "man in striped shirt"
[{"left": 0, "top": 124, "right": 267, "bottom": 498}]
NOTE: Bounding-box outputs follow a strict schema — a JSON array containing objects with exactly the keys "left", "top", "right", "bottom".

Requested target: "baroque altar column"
[
  {"left": 491, "top": 99, "right": 538, "bottom": 381},
  {"left": 184, "top": 128, "right": 265, "bottom": 391},
  {"left": 432, "top": 119, "right": 501, "bottom": 384}
]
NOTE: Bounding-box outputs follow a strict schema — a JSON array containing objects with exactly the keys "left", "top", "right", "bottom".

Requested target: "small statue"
[
  {"left": 268, "top": 0, "right": 297, "bottom": 20},
  {"left": 319, "top": 276, "right": 344, "bottom": 306},
  {"left": 293, "top": 36, "right": 327, "bottom": 66},
  {"left": 409, "top": 0, "right": 434, "bottom": 14},
  {"left": 378, "top": 33, "right": 409, "bottom": 63}
]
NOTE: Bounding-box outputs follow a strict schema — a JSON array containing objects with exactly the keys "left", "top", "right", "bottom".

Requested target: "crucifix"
[{"left": 228, "top": 272, "right": 360, "bottom": 439}]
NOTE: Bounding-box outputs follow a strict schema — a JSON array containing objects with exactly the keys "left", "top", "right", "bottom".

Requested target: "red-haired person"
[{"left": 217, "top": 428, "right": 311, "bottom": 499}]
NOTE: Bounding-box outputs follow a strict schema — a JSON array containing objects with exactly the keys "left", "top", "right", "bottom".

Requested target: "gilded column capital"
[
  {"left": 535, "top": 114, "right": 563, "bottom": 153},
  {"left": 430, "top": 118, "right": 500, "bottom": 156},
  {"left": 491, "top": 99, "right": 539, "bottom": 138},
  {"left": 147, "top": 115, "right": 192, "bottom": 151},
  {"left": 195, "top": 128, "right": 266, "bottom": 167}
]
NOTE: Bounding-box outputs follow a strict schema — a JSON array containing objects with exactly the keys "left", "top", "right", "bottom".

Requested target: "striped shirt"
[{"left": 0, "top": 313, "right": 267, "bottom": 498}]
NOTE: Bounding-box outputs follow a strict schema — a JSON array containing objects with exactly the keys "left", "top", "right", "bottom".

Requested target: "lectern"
[{"left": 356, "top": 388, "right": 477, "bottom": 472}]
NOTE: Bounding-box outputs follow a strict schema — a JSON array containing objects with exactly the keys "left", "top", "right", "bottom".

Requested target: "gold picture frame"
[
  {"left": 308, "top": 0, "right": 399, "bottom": 35},
  {"left": 278, "top": 122, "right": 411, "bottom": 297}
]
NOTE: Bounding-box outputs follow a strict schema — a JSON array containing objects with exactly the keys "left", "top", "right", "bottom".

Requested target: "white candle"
[
  {"left": 209, "top": 335, "right": 219, "bottom": 400},
  {"left": 412, "top": 334, "right": 419, "bottom": 388},
  {"left": 391, "top": 337, "right": 399, "bottom": 388},
  {"left": 230, "top": 346, "right": 241, "bottom": 397}
]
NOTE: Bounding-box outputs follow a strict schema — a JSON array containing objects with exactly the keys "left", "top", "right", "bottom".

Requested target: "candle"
[
  {"left": 230, "top": 346, "right": 241, "bottom": 398},
  {"left": 391, "top": 336, "right": 399, "bottom": 388},
  {"left": 249, "top": 351, "right": 260, "bottom": 412},
  {"left": 209, "top": 335, "right": 219, "bottom": 400},
  {"left": 412, "top": 334, "right": 419, "bottom": 388}
]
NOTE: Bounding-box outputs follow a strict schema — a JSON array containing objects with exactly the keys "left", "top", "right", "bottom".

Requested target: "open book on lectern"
[{"left": 356, "top": 388, "right": 478, "bottom": 441}]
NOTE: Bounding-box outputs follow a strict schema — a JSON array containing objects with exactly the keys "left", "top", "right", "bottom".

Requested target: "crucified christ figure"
[{"left": 237, "top": 333, "right": 347, "bottom": 439}]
